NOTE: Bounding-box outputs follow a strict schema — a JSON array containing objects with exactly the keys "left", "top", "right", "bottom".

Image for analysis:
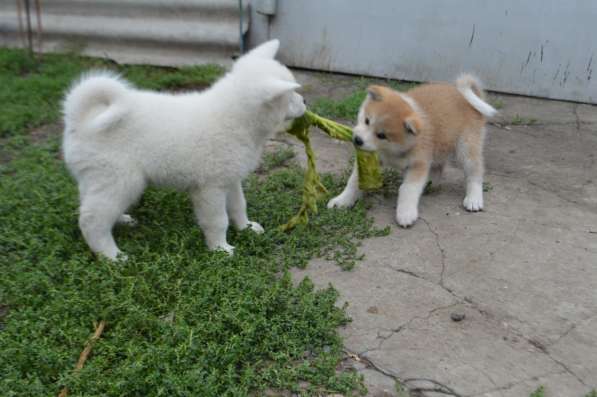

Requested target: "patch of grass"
[
  {"left": 585, "top": 391, "right": 597, "bottom": 397},
  {"left": 386, "top": 80, "right": 419, "bottom": 92},
  {"left": 529, "top": 386, "right": 545, "bottom": 397},
  {"left": 311, "top": 90, "right": 368, "bottom": 120},
  {"left": 0, "top": 48, "right": 224, "bottom": 138},
  {"left": 0, "top": 138, "right": 384, "bottom": 396},
  {"left": 490, "top": 98, "right": 505, "bottom": 110},
  {"left": 0, "top": 48, "right": 387, "bottom": 396},
  {"left": 259, "top": 145, "right": 296, "bottom": 172},
  {"left": 510, "top": 114, "right": 538, "bottom": 126},
  {"left": 394, "top": 380, "right": 410, "bottom": 397},
  {"left": 311, "top": 78, "right": 417, "bottom": 120}
]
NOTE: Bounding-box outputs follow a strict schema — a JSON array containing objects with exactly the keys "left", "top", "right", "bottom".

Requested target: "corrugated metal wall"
[
  {"left": 249, "top": 0, "right": 597, "bottom": 104},
  {"left": 0, "top": 0, "right": 248, "bottom": 66}
]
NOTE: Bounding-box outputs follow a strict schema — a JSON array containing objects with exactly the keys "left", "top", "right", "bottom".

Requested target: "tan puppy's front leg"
[
  {"left": 327, "top": 161, "right": 363, "bottom": 208},
  {"left": 396, "top": 160, "right": 430, "bottom": 227}
]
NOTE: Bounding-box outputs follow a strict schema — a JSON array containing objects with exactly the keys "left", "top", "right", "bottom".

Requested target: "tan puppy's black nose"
[{"left": 353, "top": 136, "right": 364, "bottom": 146}]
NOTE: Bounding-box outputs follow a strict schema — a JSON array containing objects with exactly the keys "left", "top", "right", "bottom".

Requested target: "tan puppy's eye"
[
  {"left": 376, "top": 131, "right": 387, "bottom": 140},
  {"left": 365, "top": 117, "right": 370, "bottom": 125}
]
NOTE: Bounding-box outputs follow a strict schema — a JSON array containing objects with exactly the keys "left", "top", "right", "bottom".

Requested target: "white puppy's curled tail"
[
  {"left": 456, "top": 74, "right": 497, "bottom": 118},
  {"left": 63, "top": 71, "right": 130, "bottom": 133}
]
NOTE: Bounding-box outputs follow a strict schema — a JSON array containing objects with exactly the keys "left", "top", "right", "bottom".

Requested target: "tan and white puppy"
[{"left": 328, "top": 74, "right": 496, "bottom": 227}]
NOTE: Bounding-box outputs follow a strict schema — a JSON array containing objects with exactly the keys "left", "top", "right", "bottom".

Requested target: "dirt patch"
[
  {"left": 29, "top": 122, "right": 63, "bottom": 144},
  {"left": 0, "top": 122, "right": 63, "bottom": 165}
]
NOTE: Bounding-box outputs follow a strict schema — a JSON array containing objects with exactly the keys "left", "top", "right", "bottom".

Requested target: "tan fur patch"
[
  {"left": 365, "top": 85, "right": 417, "bottom": 145},
  {"left": 364, "top": 82, "right": 487, "bottom": 165}
]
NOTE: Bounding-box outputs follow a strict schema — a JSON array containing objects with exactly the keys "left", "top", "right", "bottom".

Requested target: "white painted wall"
[{"left": 249, "top": 0, "right": 597, "bottom": 103}]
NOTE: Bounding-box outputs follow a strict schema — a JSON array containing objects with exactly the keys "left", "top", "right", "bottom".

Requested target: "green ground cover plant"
[
  {"left": 0, "top": 49, "right": 387, "bottom": 396},
  {"left": 310, "top": 79, "right": 417, "bottom": 121}
]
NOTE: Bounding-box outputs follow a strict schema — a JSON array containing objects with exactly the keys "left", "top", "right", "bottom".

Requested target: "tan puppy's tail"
[
  {"left": 63, "top": 70, "right": 130, "bottom": 134},
  {"left": 456, "top": 74, "right": 497, "bottom": 118}
]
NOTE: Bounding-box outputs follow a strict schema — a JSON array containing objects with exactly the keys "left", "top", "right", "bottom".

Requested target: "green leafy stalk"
[{"left": 283, "top": 111, "right": 382, "bottom": 230}]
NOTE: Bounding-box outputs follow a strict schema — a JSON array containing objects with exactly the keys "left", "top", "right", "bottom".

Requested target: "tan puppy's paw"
[
  {"left": 463, "top": 193, "right": 484, "bottom": 212},
  {"left": 396, "top": 207, "right": 418, "bottom": 228}
]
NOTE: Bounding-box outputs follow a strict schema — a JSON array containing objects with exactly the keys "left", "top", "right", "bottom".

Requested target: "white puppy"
[{"left": 62, "top": 40, "right": 305, "bottom": 260}]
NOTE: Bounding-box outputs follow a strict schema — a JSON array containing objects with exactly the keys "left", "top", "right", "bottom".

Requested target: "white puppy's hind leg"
[
  {"left": 79, "top": 196, "right": 125, "bottom": 261},
  {"left": 117, "top": 214, "right": 137, "bottom": 226},
  {"left": 396, "top": 161, "right": 430, "bottom": 227},
  {"left": 327, "top": 161, "right": 363, "bottom": 208},
  {"left": 78, "top": 177, "right": 144, "bottom": 261},
  {"left": 226, "top": 181, "right": 264, "bottom": 234},
  {"left": 192, "top": 187, "right": 234, "bottom": 255}
]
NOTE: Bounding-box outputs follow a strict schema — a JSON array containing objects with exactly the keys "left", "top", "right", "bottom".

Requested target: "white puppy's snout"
[{"left": 286, "top": 91, "right": 306, "bottom": 120}]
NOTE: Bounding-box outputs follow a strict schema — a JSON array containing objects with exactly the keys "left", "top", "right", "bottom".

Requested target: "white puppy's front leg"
[
  {"left": 327, "top": 161, "right": 363, "bottom": 208},
  {"left": 192, "top": 187, "right": 234, "bottom": 255},
  {"left": 227, "top": 181, "right": 264, "bottom": 234},
  {"left": 396, "top": 161, "right": 430, "bottom": 227}
]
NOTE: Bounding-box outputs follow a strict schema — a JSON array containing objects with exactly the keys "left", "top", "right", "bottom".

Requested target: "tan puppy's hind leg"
[{"left": 459, "top": 128, "right": 485, "bottom": 212}]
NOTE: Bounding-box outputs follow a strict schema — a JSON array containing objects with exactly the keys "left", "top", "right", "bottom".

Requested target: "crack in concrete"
[
  {"left": 488, "top": 171, "right": 597, "bottom": 213},
  {"left": 489, "top": 119, "right": 596, "bottom": 130},
  {"left": 344, "top": 181, "right": 591, "bottom": 395},
  {"left": 499, "top": 326, "right": 589, "bottom": 387},
  {"left": 374, "top": 215, "right": 593, "bottom": 390},
  {"left": 344, "top": 348, "right": 463, "bottom": 397},
  {"left": 419, "top": 217, "right": 448, "bottom": 287},
  {"left": 546, "top": 354, "right": 588, "bottom": 387},
  {"left": 549, "top": 323, "right": 576, "bottom": 347},
  {"left": 469, "top": 364, "right": 504, "bottom": 397},
  {"left": 362, "top": 303, "right": 460, "bottom": 356},
  {"left": 391, "top": 267, "right": 427, "bottom": 281},
  {"left": 467, "top": 371, "right": 567, "bottom": 397},
  {"left": 402, "top": 378, "right": 463, "bottom": 396}
]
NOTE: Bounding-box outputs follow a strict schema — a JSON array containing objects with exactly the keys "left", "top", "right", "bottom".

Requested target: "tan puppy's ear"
[
  {"left": 404, "top": 114, "right": 422, "bottom": 135},
  {"left": 367, "top": 85, "right": 384, "bottom": 101}
]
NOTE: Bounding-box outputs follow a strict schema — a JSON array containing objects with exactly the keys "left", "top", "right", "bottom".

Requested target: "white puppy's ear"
[
  {"left": 262, "top": 79, "right": 300, "bottom": 101},
  {"left": 246, "top": 39, "right": 280, "bottom": 59}
]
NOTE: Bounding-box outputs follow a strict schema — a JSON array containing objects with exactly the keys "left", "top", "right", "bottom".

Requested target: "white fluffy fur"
[
  {"left": 62, "top": 39, "right": 306, "bottom": 260},
  {"left": 456, "top": 74, "right": 497, "bottom": 118}
]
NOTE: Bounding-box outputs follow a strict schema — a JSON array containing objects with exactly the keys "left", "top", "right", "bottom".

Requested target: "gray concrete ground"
[{"left": 280, "top": 71, "right": 597, "bottom": 397}]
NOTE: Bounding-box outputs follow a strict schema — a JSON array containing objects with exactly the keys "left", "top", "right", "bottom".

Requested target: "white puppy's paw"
[
  {"left": 116, "top": 252, "right": 129, "bottom": 262},
  {"left": 463, "top": 194, "right": 484, "bottom": 212},
  {"left": 118, "top": 214, "right": 137, "bottom": 226},
  {"left": 327, "top": 194, "right": 357, "bottom": 209},
  {"left": 214, "top": 243, "right": 235, "bottom": 256},
  {"left": 103, "top": 251, "right": 127, "bottom": 262},
  {"left": 396, "top": 207, "right": 418, "bottom": 228},
  {"left": 247, "top": 221, "right": 265, "bottom": 234}
]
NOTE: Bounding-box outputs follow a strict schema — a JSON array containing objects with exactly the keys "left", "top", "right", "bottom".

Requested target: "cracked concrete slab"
[{"left": 287, "top": 71, "right": 597, "bottom": 396}]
